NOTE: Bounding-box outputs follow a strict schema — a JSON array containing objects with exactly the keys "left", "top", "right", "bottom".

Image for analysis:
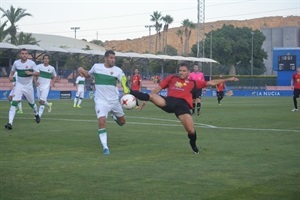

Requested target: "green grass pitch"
[{"left": 0, "top": 97, "right": 299, "bottom": 200}]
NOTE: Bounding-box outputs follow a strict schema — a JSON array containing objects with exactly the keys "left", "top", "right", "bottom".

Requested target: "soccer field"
[{"left": 0, "top": 97, "right": 299, "bottom": 200}]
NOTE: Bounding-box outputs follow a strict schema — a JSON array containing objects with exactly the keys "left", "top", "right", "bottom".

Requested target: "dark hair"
[
  {"left": 20, "top": 48, "right": 28, "bottom": 52},
  {"left": 43, "top": 54, "right": 50, "bottom": 59},
  {"left": 179, "top": 62, "right": 190, "bottom": 69},
  {"left": 104, "top": 50, "right": 115, "bottom": 57}
]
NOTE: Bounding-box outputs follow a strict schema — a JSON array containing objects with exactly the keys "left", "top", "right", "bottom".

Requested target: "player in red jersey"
[
  {"left": 216, "top": 74, "right": 226, "bottom": 105},
  {"left": 189, "top": 64, "right": 205, "bottom": 115},
  {"left": 130, "top": 63, "right": 239, "bottom": 154},
  {"left": 291, "top": 66, "right": 300, "bottom": 112},
  {"left": 131, "top": 68, "right": 146, "bottom": 111}
]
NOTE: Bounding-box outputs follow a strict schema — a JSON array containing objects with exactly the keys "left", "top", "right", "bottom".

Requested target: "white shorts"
[
  {"left": 76, "top": 89, "right": 84, "bottom": 98},
  {"left": 37, "top": 86, "right": 50, "bottom": 101},
  {"left": 9, "top": 87, "right": 16, "bottom": 97},
  {"left": 94, "top": 97, "right": 124, "bottom": 119},
  {"left": 12, "top": 84, "right": 35, "bottom": 104}
]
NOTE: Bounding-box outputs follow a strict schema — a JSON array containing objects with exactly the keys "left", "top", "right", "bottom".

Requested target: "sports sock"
[
  {"left": 293, "top": 97, "right": 298, "bottom": 109},
  {"left": 44, "top": 101, "right": 50, "bottom": 106},
  {"left": 192, "top": 103, "right": 195, "bottom": 113},
  {"left": 98, "top": 129, "right": 108, "bottom": 149},
  {"left": 39, "top": 105, "right": 45, "bottom": 117},
  {"left": 188, "top": 131, "right": 197, "bottom": 143},
  {"left": 8, "top": 105, "right": 16, "bottom": 124},
  {"left": 18, "top": 102, "right": 22, "bottom": 111},
  {"left": 130, "top": 90, "right": 150, "bottom": 101},
  {"left": 197, "top": 102, "right": 201, "bottom": 112},
  {"left": 28, "top": 102, "right": 38, "bottom": 115},
  {"left": 74, "top": 97, "right": 78, "bottom": 106},
  {"left": 78, "top": 98, "right": 82, "bottom": 106}
]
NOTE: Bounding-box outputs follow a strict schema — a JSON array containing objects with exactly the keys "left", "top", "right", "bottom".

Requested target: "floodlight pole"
[
  {"left": 71, "top": 27, "right": 80, "bottom": 39},
  {"left": 209, "top": 25, "right": 213, "bottom": 78},
  {"left": 145, "top": 25, "right": 155, "bottom": 53},
  {"left": 251, "top": 31, "right": 254, "bottom": 76}
]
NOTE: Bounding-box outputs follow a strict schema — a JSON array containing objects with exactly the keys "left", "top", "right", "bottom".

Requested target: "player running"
[
  {"left": 34, "top": 54, "right": 57, "bottom": 119},
  {"left": 4, "top": 48, "right": 40, "bottom": 130},
  {"left": 78, "top": 50, "right": 130, "bottom": 155}
]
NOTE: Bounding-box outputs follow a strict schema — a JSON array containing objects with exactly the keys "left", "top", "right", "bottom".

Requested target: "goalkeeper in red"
[{"left": 130, "top": 63, "right": 239, "bottom": 154}]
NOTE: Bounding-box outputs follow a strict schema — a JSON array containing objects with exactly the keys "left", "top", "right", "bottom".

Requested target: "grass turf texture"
[{"left": 0, "top": 97, "right": 299, "bottom": 200}]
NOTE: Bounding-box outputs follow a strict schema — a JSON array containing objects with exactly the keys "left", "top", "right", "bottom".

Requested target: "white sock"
[
  {"left": 74, "top": 97, "right": 78, "bottom": 105},
  {"left": 9, "top": 106, "right": 16, "bottom": 124},
  {"left": 33, "top": 103, "right": 38, "bottom": 115},
  {"left": 78, "top": 98, "right": 82, "bottom": 106},
  {"left": 98, "top": 129, "right": 108, "bottom": 149},
  {"left": 44, "top": 101, "right": 50, "bottom": 106},
  {"left": 39, "top": 105, "right": 45, "bottom": 117},
  {"left": 18, "top": 102, "right": 22, "bottom": 111}
]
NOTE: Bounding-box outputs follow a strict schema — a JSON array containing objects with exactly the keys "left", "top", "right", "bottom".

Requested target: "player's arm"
[
  {"left": 33, "top": 76, "right": 39, "bottom": 86},
  {"left": 291, "top": 76, "right": 294, "bottom": 89},
  {"left": 206, "top": 77, "right": 239, "bottom": 87},
  {"left": 8, "top": 70, "right": 15, "bottom": 82},
  {"left": 78, "top": 67, "right": 91, "bottom": 78}
]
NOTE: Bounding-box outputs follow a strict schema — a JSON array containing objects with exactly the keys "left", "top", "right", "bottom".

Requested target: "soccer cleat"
[
  {"left": 189, "top": 141, "right": 200, "bottom": 154},
  {"left": 197, "top": 111, "right": 200, "bottom": 116},
  {"left": 77, "top": 105, "right": 81, "bottom": 108},
  {"left": 48, "top": 102, "right": 53, "bottom": 112},
  {"left": 16, "top": 110, "right": 23, "bottom": 114},
  {"left": 103, "top": 148, "right": 110, "bottom": 155},
  {"left": 111, "top": 114, "right": 122, "bottom": 126},
  {"left": 292, "top": 108, "right": 298, "bottom": 112},
  {"left": 35, "top": 114, "right": 40, "bottom": 123},
  {"left": 4, "top": 123, "right": 12, "bottom": 130},
  {"left": 73, "top": 104, "right": 76, "bottom": 108}
]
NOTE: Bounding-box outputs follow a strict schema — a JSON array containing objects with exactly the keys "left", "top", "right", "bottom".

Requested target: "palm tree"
[
  {"left": 0, "top": 5, "right": 32, "bottom": 44},
  {"left": 176, "top": 29, "right": 184, "bottom": 55},
  {"left": 14, "top": 32, "right": 39, "bottom": 45},
  {"left": 162, "top": 15, "right": 174, "bottom": 54},
  {"left": 0, "top": 20, "right": 9, "bottom": 41},
  {"left": 150, "top": 11, "right": 162, "bottom": 53},
  {"left": 182, "top": 19, "right": 196, "bottom": 56}
]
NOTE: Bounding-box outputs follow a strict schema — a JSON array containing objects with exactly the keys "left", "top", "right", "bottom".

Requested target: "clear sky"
[{"left": 0, "top": 0, "right": 299, "bottom": 42}]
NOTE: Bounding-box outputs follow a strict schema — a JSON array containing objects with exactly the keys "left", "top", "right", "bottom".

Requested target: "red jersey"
[
  {"left": 216, "top": 83, "right": 226, "bottom": 91},
  {"left": 292, "top": 72, "right": 300, "bottom": 89},
  {"left": 159, "top": 75, "right": 207, "bottom": 108},
  {"left": 131, "top": 74, "right": 141, "bottom": 91}
]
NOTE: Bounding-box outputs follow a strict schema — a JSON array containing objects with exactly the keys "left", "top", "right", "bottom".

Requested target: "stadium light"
[
  {"left": 71, "top": 27, "right": 80, "bottom": 39},
  {"left": 145, "top": 25, "right": 155, "bottom": 53}
]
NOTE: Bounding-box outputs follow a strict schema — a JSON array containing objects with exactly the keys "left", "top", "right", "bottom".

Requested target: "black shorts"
[
  {"left": 192, "top": 89, "right": 202, "bottom": 99},
  {"left": 294, "top": 89, "right": 300, "bottom": 98},
  {"left": 159, "top": 96, "right": 191, "bottom": 117},
  {"left": 217, "top": 91, "right": 224, "bottom": 97}
]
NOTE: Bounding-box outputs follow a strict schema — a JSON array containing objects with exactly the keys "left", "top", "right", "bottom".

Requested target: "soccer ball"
[{"left": 120, "top": 94, "right": 137, "bottom": 110}]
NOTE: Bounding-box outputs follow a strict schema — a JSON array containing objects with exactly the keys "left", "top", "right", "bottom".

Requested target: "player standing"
[
  {"left": 4, "top": 48, "right": 40, "bottom": 130},
  {"left": 291, "top": 66, "right": 300, "bottom": 111},
  {"left": 130, "top": 63, "right": 239, "bottom": 154},
  {"left": 73, "top": 73, "right": 85, "bottom": 108},
  {"left": 78, "top": 50, "right": 130, "bottom": 155},
  {"left": 216, "top": 74, "right": 226, "bottom": 105},
  {"left": 35, "top": 54, "right": 57, "bottom": 119},
  {"left": 189, "top": 64, "right": 205, "bottom": 115},
  {"left": 131, "top": 68, "right": 146, "bottom": 111}
]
